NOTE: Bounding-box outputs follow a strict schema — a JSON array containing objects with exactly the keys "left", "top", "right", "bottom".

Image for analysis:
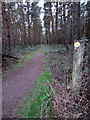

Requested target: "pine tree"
[{"left": 72, "top": 2, "right": 80, "bottom": 42}]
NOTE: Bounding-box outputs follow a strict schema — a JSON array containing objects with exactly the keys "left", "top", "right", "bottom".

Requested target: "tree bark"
[
  {"left": 2, "top": 2, "right": 7, "bottom": 50},
  {"left": 86, "top": 1, "right": 90, "bottom": 39},
  {"left": 7, "top": 3, "right": 12, "bottom": 51},
  {"left": 50, "top": 2, "right": 54, "bottom": 44},
  {"left": 72, "top": 2, "right": 80, "bottom": 42},
  {"left": 21, "top": 3, "right": 27, "bottom": 47},
  {"left": 27, "top": 2, "right": 31, "bottom": 45},
  {"left": 55, "top": 0, "right": 58, "bottom": 31},
  {"left": 72, "top": 42, "right": 85, "bottom": 90},
  {"left": 55, "top": 0, "right": 58, "bottom": 44}
]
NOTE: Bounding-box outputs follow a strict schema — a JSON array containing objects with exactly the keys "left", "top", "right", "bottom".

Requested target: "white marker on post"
[{"left": 74, "top": 42, "right": 80, "bottom": 48}]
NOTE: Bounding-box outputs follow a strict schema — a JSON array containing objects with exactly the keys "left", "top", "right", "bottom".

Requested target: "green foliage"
[
  {"left": 42, "top": 49, "right": 47, "bottom": 55},
  {"left": 80, "top": 37, "right": 89, "bottom": 43},
  {"left": 18, "top": 69, "right": 53, "bottom": 118}
]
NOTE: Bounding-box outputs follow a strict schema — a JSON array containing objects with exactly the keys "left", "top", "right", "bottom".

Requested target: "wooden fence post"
[{"left": 72, "top": 41, "right": 85, "bottom": 90}]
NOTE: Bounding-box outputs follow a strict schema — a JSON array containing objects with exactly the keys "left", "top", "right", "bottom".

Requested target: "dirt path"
[{"left": 2, "top": 49, "right": 44, "bottom": 118}]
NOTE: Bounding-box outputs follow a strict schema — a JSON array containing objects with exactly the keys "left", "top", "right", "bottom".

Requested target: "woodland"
[{"left": 1, "top": 0, "right": 90, "bottom": 119}]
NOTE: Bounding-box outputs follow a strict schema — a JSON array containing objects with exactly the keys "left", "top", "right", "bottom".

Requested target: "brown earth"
[{"left": 2, "top": 49, "right": 44, "bottom": 118}]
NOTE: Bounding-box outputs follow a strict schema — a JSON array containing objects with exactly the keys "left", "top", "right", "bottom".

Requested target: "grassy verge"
[{"left": 18, "top": 69, "right": 53, "bottom": 118}]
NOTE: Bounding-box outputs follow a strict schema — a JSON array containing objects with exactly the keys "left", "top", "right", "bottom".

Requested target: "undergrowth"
[
  {"left": 43, "top": 45, "right": 89, "bottom": 118},
  {"left": 16, "top": 51, "right": 37, "bottom": 67},
  {"left": 2, "top": 47, "right": 39, "bottom": 79}
]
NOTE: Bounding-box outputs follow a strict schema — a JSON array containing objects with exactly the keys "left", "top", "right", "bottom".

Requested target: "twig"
[{"left": 47, "top": 80, "right": 56, "bottom": 95}]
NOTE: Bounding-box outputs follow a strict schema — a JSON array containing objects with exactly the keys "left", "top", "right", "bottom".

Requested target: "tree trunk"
[
  {"left": 55, "top": 0, "right": 58, "bottom": 44},
  {"left": 2, "top": 3, "right": 12, "bottom": 51},
  {"left": 10, "top": 3, "right": 16, "bottom": 47},
  {"left": 55, "top": 0, "right": 58, "bottom": 31},
  {"left": 45, "top": 28, "right": 48, "bottom": 44},
  {"left": 86, "top": 1, "right": 90, "bottom": 39},
  {"left": 2, "top": 2, "right": 8, "bottom": 50},
  {"left": 27, "top": 2, "right": 31, "bottom": 45},
  {"left": 72, "top": 2, "right": 80, "bottom": 42},
  {"left": 21, "top": 4, "right": 27, "bottom": 47},
  {"left": 47, "top": 15, "right": 51, "bottom": 44},
  {"left": 63, "top": 2, "right": 66, "bottom": 45},
  {"left": 7, "top": 3, "right": 12, "bottom": 51},
  {"left": 50, "top": 2, "right": 54, "bottom": 44}
]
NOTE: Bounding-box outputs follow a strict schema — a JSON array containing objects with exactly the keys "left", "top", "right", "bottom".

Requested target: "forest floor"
[
  {"left": 2, "top": 49, "right": 44, "bottom": 118},
  {"left": 2, "top": 45, "right": 89, "bottom": 119},
  {"left": 42, "top": 45, "right": 89, "bottom": 118}
]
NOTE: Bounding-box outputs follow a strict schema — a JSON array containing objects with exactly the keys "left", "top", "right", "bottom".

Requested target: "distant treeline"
[{"left": 2, "top": 1, "right": 90, "bottom": 53}]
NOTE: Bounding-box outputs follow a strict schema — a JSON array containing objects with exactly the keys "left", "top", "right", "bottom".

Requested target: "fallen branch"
[{"left": 2, "top": 53, "right": 19, "bottom": 59}]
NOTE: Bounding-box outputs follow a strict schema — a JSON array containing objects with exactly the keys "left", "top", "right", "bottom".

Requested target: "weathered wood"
[{"left": 72, "top": 42, "right": 85, "bottom": 90}]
